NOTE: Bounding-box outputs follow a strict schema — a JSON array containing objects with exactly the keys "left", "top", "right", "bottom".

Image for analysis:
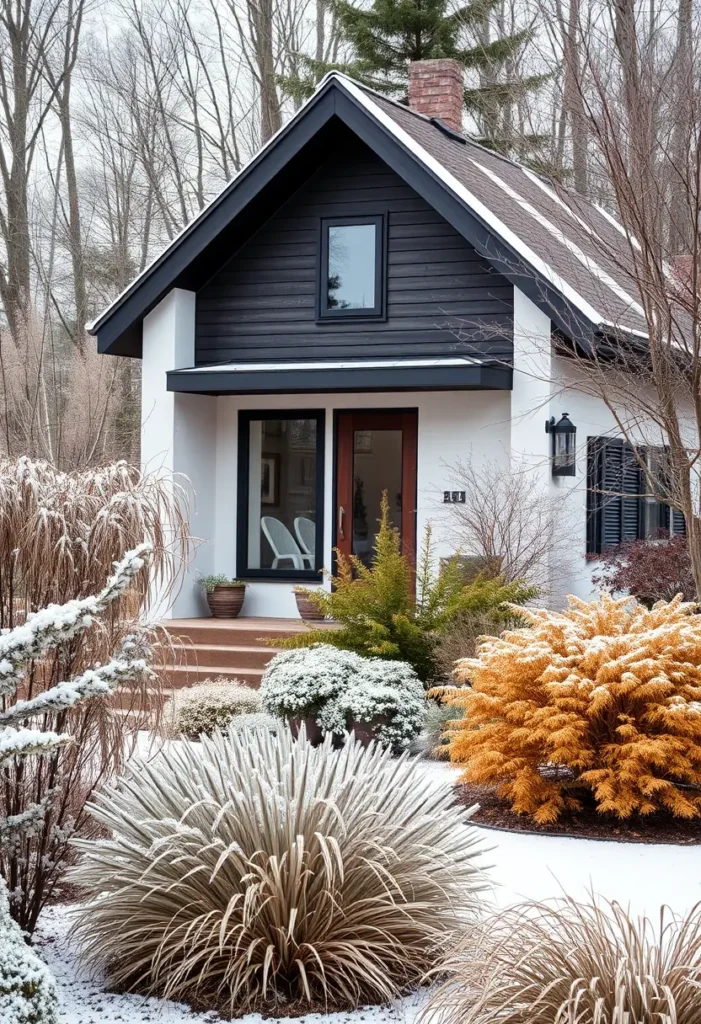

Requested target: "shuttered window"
[{"left": 586, "top": 437, "right": 686, "bottom": 554}]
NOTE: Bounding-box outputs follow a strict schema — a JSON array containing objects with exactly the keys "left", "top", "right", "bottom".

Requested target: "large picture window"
[
  {"left": 318, "top": 215, "right": 385, "bottom": 319},
  {"left": 237, "top": 411, "right": 325, "bottom": 579}
]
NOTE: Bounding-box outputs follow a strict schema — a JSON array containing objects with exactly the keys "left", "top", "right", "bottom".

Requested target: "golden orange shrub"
[{"left": 443, "top": 594, "right": 701, "bottom": 822}]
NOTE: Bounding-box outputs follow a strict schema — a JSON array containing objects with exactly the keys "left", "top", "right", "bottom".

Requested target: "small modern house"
[{"left": 88, "top": 59, "right": 682, "bottom": 620}]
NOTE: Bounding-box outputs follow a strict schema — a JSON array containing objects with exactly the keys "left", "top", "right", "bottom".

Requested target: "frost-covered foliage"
[
  {"left": 442, "top": 593, "right": 701, "bottom": 822},
  {"left": 0, "top": 880, "right": 58, "bottom": 1023},
  {"left": 260, "top": 644, "right": 427, "bottom": 747},
  {"left": 320, "top": 657, "right": 426, "bottom": 749},
  {"left": 70, "top": 728, "right": 485, "bottom": 1015},
  {"left": 427, "top": 896, "right": 701, "bottom": 1024},
  {"left": 260, "top": 645, "right": 362, "bottom": 719},
  {"left": 165, "top": 679, "right": 263, "bottom": 736},
  {"left": 228, "top": 712, "right": 281, "bottom": 733},
  {"left": 0, "top": 547, "right": 152, "bottom": 837},
  {"left": 0, "top": 457, "right": 190, "bottom": 934}
]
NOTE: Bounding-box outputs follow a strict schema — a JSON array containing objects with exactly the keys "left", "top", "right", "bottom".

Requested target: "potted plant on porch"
[{"left": 199, "top": 575, "right": 246, "bottom": 618}]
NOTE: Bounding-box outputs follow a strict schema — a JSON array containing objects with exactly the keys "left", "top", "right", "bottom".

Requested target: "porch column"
[{"left": 142, "top": 288, "right": 215, "bottom": 619}]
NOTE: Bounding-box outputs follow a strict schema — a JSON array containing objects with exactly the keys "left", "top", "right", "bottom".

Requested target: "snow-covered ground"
[
  {"left": 36, "top": 810, "right": 699, "bottom": 1024},
  {"left": 39, "top": 750, "right": 698, "bottom": 1023},
  {"left": 35, "top": 907, "right": 427, "bottom": 1024}
]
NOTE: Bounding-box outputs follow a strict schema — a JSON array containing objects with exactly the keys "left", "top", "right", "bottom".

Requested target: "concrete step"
[{"left": 173, "top": 643, "right": 284, "bottom": 670}]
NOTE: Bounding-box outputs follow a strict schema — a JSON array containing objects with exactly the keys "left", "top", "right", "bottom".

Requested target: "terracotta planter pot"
[
  {"left": 294, "top": 591, "right": 325, "bottom": 621},
  {"left": 288, "top": 715, "right": 324, "bottom": 746},
  {"left": 206, "top": 584, "right": 246, "bottom": 618},
  {"left": 348, "top": 715, "right": 389, "bottom": 747}
]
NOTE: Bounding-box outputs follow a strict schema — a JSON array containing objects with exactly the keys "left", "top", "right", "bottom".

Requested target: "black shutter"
[
  {"left": 587, "top": 437, "right": 642, "bottom": 553},
  {"left": 621, "top": 445, "right": 642, "bottom": 542}
]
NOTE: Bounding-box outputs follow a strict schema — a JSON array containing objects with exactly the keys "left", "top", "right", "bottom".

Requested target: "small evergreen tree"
[
  {"left": 280, "top": 0, "right": 547, "bottom": 153},
  {"left": 276, "top": 493, "right": 536, "bottom": 681}
]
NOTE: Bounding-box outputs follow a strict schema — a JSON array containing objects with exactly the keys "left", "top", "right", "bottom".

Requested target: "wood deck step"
[
  {"left": 147, "top": 616, "right": 329, "bottom": 712},
  {"left": 174, "top": 643, "right": 284, "bottom": 670}
]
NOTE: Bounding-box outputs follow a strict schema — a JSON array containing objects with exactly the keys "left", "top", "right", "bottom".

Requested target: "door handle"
[{"left": 338, "top": 505, "right": 345, "bottom": 539}]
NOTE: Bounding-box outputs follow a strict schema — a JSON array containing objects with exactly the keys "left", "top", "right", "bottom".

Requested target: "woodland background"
[{"left": 0, "top": 0, "right": 697, "bottom": 470}]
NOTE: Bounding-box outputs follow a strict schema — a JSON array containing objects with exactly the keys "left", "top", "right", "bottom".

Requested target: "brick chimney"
[{"left": 408, "top": 59, "right": 464, "bottom": 133}]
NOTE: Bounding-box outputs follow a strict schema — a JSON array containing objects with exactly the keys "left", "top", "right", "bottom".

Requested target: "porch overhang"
[{"left": 166, "top": 357, "right": 512, "bottom": 395}]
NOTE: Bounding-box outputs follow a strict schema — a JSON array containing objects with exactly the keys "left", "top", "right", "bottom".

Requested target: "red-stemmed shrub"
[{"left": 590, "top": 533, "right": 695, "bottom": 606}]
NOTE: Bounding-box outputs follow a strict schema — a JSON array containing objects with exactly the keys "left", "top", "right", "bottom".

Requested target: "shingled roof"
[
  {"left": 351, "top": 80, "right": 647, "bottom": 338},
  {"left": 88, "top": 70, "right": 650, "bottom": 357}
]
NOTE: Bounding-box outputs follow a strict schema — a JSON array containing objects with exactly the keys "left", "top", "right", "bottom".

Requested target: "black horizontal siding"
[{"left": 195, "top": 139, "right": 513, "bottom": 366}]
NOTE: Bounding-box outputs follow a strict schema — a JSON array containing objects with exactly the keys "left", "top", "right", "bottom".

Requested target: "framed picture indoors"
[{"left": 261, "top": 453, "right": 280, "bottom": 506}]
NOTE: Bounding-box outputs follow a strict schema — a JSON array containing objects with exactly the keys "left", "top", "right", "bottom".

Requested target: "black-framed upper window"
[
  {"left": 318, "top": 215, "right": 385, "bottom": 319},
  {"left": 586, "top": 437, "right": 686, "bottom": 554},
  {"left": 237, "top": 411, "right": 325, "bottom": 580}
]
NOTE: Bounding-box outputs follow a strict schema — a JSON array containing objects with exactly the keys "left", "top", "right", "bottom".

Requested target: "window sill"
[{"left": 237, "top": 574, "right": 324, "bottom": 584}]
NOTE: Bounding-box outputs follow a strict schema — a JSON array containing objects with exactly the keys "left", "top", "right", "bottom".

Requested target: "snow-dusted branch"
[
  {"left": 0, "top": 545, "right": 153, "bottom": 849},
  {"left": 0, "top": 544, "right": 151, "bottom": 697}
]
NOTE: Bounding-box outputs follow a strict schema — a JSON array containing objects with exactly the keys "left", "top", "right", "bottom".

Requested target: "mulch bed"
[{"left": 455, "top": 781, "right": 701, "bottom": 845}]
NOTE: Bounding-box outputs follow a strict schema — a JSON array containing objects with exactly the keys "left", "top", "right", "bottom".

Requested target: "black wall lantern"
[{"left": 545, "top": 413, "right": 577, "bottom": 477}]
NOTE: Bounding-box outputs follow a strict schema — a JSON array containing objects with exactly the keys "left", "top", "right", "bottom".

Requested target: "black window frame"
[
  {"left": 586, "top": 436, "right": 686, "bottom": 554},
  {"left": 317, "top": 214, "right": 386, "bottom": 321},
  {"left": 236, "top": 409, "right": 325, "bottom": 581}
]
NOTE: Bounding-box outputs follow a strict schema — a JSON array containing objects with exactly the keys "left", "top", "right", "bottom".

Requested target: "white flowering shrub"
[
  {"left": 260, "top": 644, "right": 426, "bottom": 748},
  {"left": 0, "top": 881, "right": 58, "bottom": 1023},
  {"left": 320, "top": 658, "right": 426, "bottom": 749},
  {"left": 165, "top": 679, "right": 262, "bottom": 737},
  {"left": 70, "top": 729, "right": 485, "bottom": 1015},
  {"left": 259, "top": 645, "right": 362, "bottom": 719}
]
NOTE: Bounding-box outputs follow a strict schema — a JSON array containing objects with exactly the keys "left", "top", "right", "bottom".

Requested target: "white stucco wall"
[
  {"left": 141, "top": 287, "right": 683, "bottom": 619},
  {"left": 200, "top": 389, "right": 512, "bottom": 617}
]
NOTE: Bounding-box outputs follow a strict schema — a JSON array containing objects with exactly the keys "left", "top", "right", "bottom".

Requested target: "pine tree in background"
[{"left": 280, "top": 0, "right": 548, "bottom": 154}]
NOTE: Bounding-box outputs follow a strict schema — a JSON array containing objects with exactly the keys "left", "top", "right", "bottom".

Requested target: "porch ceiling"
[{"left": 166, "top": 356, "right": 512, "bottom": 395}]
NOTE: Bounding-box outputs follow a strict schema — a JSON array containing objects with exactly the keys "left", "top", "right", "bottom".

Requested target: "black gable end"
[
  {"left": 91, "top": 75, "right": 599, "bottom": 359},
  {"left": 196, "top": 131, "right": 513, "bottom": 368}
]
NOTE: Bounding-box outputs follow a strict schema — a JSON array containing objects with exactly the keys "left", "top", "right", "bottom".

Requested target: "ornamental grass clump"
[
  {"left": 70, "top": 728, "right": 486, "bottom": 1015},
  {"left": 425, "top": 897, "right": 701, "bottom": 1024},
  {"left": 441, "top": 593, "right": 701, "bottom": 822}
]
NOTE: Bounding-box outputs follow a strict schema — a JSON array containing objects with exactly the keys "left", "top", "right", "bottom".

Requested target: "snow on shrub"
[
  {"left": 259, "top": 645, "right": 362, "bottom": 720},
  {"left": 260, "top": 644, "right": 426, "bottom": 747},
  {"left": 426, "top": 896, "right": 701, "bottom": 1024},
  {"left": 320, "top": 657, "right": 426, "bottom": 749},
  {"left": 165, "top": 678, "right": 262, "bottom": 736},
  {"left": 0, "top": 546, "right": 152, "bottom": 840},
  {"left": 442, "top": 593, "right": 701, "bottom": 822},
  {"left": 70, "top": 728, "right": 485, "bottom": 1015},
  {"left": 228, "top": 712, "right": 281, "bottom": 733},
  {"left": 0, "top": 881, "right": 58, "bottom": 1024}
]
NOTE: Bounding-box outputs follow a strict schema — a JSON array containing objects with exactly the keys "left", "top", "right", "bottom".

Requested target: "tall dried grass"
[
  {"left": 424, "top": 896, "right": 701, "bottom": 1024},
  {"left": 71, "top": 729, "right": 487, "bottom": 1015},
  {"left": 0, "top": 457, "right": 191, "bottom": 932}
]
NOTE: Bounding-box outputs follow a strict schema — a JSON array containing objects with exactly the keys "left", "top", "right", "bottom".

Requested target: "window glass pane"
[
  {"left": 327, "top": 223, "right": 376, "bottom": 310},
  {"left": 352, "top": 429, "right": 402, "bottom": 569},
  {"left": 246, "top": 418, "right": 318, "bottom": 572}
]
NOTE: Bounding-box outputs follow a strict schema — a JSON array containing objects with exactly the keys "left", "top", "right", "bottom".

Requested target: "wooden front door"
[{"left": 335, "top": 410, "right": 418, "bottom": 567}]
